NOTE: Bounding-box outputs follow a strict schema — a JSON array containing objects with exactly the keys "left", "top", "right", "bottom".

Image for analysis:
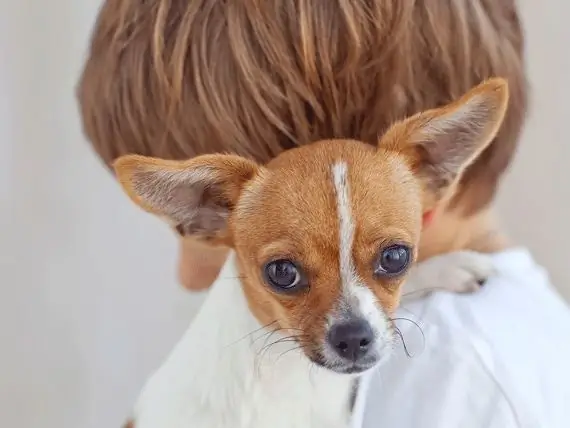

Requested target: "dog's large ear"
[
  {"left": 113, "top": 154, "right": 260, "bottom": 244},
  {"left": 381, "top": 78, "right": 509, "bottom": 206}
]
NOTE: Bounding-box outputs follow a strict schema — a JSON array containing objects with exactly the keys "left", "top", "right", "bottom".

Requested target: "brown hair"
[{"left": 77, "top": 0, "right": 526, "bottom": 215}]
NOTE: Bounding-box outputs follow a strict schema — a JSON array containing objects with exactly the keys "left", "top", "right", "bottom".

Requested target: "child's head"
[{"left": 78, "top": 0, "right": 526, "bottom": 216}]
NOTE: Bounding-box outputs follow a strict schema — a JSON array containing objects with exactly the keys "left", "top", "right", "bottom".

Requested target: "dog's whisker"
[
  {"left": 224, "top": 320, "right": 278, "bottom": 348},
  {"left": 258, "top": 326, "right": 304, "bottom": 347},
  {"left": 390, "top": 316, "right": 426, "bottom": 356},
  {"left": 257, "top": 333, "right": 310, "bottom": 363},
  {"left": 260, "top": 335, "right": 309, "bottom": 353},
  {"left": 393, "top": 327, "right": 414, "bottom": 358},
  {"left": 391, "top": 317, "right": 425, "bottom": 337},
  {"left": 255, "top": 327, "right": 282, "bottom": 346},
  {"left": 276, "top": 345, "right": 305, "bottom": 362}
]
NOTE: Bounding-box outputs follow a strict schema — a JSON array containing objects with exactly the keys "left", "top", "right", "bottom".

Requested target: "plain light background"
[{"left": 0, "top": 1, "right": 567, "bottom": 427}]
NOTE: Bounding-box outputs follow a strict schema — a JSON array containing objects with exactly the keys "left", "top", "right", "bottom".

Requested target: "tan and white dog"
[{"left": 114, "top": 79, "right": 508, "bottom": 428}]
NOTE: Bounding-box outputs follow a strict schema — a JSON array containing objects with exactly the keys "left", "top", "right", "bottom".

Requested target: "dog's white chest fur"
[{"left": 131, "top": 254, "right": 354, "bottom": 428}]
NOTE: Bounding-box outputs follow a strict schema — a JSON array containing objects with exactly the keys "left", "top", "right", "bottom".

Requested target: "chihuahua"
[{"left": 114, "top": 79, "right": 508, "bottom": 428}]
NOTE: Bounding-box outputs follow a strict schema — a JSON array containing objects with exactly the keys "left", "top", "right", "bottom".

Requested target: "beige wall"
[
  {"left": 0, "top": 1, "right": 567, "bottom": 428},
  {"left": 497, "top": 0, "right": 570, "bottom": 300}
]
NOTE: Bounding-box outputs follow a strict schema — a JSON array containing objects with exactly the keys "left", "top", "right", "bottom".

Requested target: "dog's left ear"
[
  {"left": 382, "top": 78, "right": 509, "bottom": 205},
  {"left": 113, "top": 154, "right": 260, "bottom": 244}
]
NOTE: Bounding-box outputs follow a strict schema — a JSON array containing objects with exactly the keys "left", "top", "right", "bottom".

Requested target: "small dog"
[{"left": 114, "top": 79, "right": 508, "bottom": 428}]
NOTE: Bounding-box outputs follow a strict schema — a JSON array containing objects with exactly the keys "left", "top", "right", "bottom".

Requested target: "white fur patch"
[
  {"left": 329, "top": 162, "right": 392, "bottom": 353},
  {"left": 132, "top": 255, "right": 353, "bottom": 428},
  {"left": 332, "top": 162, "right": 357, "bottom": 290}
]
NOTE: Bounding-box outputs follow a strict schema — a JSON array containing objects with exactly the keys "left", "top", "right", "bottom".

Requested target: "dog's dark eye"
[
  {"left": 374, "top": 245, "right": 411, "bottom": 277},
  {"left": 264, "top": 260, "right": 307, "bottom": 292}
]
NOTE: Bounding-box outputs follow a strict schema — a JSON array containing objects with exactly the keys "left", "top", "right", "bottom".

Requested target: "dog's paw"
[{"left": 403, "top": 250, "right": 497, "bottom": 298}]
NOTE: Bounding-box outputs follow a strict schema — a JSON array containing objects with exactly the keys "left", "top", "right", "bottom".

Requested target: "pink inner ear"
[{"left": 422, "top": 210, "right": 435, "bottom": 229}]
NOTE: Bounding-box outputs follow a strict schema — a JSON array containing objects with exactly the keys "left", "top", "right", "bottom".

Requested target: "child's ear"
[
  {"left": 113, "top": 154, "right": 260, "bottom": 244},
  {"left": 381, "top": 78, "right": 509, "bottom": 205}
]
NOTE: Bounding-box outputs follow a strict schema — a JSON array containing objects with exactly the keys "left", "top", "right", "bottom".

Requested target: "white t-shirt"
[{"left": 356, "top": 248, "right": 570, "bottom": 428}]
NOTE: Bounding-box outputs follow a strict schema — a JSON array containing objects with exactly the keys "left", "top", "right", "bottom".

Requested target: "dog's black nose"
[{"left": 328, "top": 320, "right": 374, "bottom": 361}]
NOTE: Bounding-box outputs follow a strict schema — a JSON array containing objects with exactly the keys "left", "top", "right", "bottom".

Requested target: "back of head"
[{"left": 78, "top": 0, "right": 526, "bottom": 216}]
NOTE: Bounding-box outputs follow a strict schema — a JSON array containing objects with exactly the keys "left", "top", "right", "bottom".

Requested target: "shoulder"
[{"left": 359, "top": 248, "right": 570, "bottom": 428}]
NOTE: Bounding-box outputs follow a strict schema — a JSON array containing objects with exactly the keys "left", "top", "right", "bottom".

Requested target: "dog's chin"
[{"left": 308, "top": 353, "right": 380, "bottom": 376}]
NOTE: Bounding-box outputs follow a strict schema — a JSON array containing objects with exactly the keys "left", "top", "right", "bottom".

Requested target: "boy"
[{"left": 79, "top": 3, "right": 570, "bottom": 427}]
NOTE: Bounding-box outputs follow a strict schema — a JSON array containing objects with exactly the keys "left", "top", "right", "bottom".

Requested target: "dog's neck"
[
  {"left": 132, "top": 253, "right": 356, "bottom": 428},
  {"left": 418, "top": 207, "right": 510, "bottom": 261}
]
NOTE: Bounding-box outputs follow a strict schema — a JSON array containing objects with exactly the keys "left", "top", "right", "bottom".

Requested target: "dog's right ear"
[
  {"left": 113, "top": 154, "right": 260, "bottom": 244},
  {"left": 381, "top": 78, "right": 509, "bottom": 208}
]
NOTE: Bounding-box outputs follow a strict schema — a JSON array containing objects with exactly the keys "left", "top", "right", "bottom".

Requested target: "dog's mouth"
[{"left": 308, "top": 351, "right": 381, "bottom": 375}]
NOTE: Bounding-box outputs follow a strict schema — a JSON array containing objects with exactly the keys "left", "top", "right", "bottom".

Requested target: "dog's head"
[{"left": 114, "top": 79, "right": 508, "bottom": 374}]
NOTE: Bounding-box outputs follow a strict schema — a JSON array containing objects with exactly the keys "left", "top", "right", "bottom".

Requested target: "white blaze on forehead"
[
  {"left": 331, "top": 162, "right": 357, "bottom": 288},
  {"left": 330, "top": 162, "right": 388, "bottom": 327},
  {"left": 331, "top": 162, "right": 376, "bottom": 316}
]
